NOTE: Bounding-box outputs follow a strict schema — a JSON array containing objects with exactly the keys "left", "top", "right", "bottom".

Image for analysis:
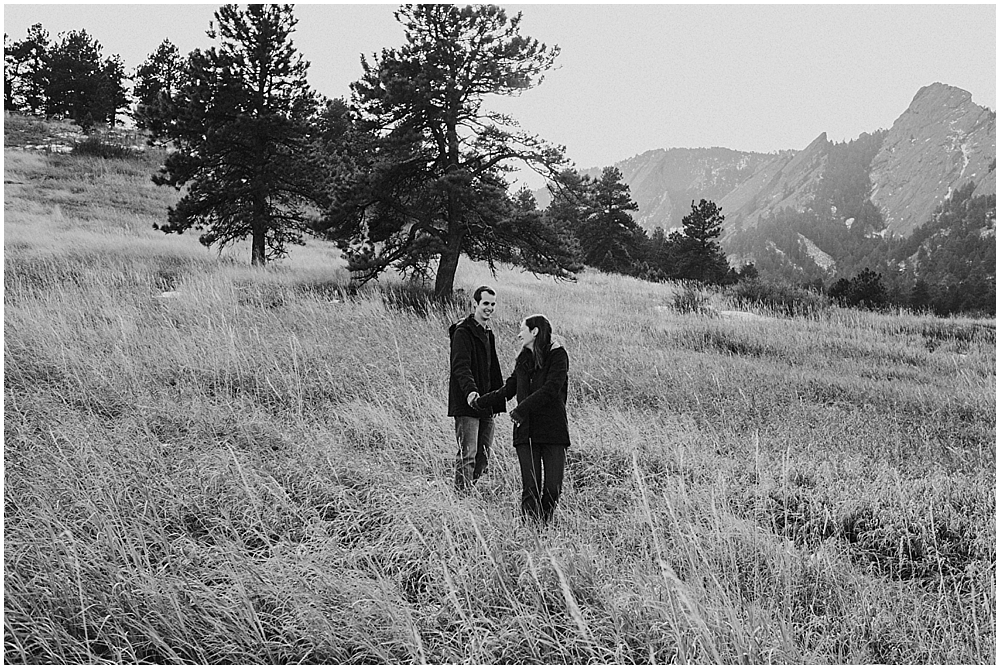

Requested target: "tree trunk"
[
  {"left": 251, "top": 226, "right": 266, "bottom": 266},
  {"left": 251, "top": 179, "right": 268, "bottom": 266},
  {"left": 435, "top": 238, "right": 462, "bottom": 298},
  {"left": 433, "top": 115, "right": 464, "bottom": 298}
]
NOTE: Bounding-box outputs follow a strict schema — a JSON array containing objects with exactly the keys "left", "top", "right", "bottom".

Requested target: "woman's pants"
[{"left": 515, "top": 441, "right": 567, "bottom": 522}]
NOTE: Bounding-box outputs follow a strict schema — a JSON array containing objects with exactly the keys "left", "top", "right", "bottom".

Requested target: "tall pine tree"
[
  {"left": 324, "top": 4, "right": 574, "bottom": 296},
  {"left": 133, "top": 39, "right": 185, "bottom": 141},
  {"left": 669, "top": 199, "right": 731, "bottom": 283},
  {"left": 44, "top": 29, "right": 127, "bottom": 129},
  {"left": 578, "top": 166, "right": 647, "bottom": 274},
  {"left": 5, "top": 24, "right": 50, "bottom": 114},
  {"left": 151, "top": 4, "right": 322, "bottom": 266}
]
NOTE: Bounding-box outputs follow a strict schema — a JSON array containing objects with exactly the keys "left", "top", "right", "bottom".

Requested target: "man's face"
[{"left": 474, "top": 292, "right": 496, "bottom": 325}]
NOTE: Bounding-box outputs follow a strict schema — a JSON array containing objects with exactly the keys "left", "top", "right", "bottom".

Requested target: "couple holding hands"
[{"left": 448, "top": 285, "right": 570, "bottom": 524}]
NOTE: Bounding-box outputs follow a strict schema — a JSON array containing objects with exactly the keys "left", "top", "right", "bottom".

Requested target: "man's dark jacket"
[
  {"left": 477, "top": 343, "right": 570, "bottom": 447},
  {"left": 448, "top": 315, "right": 504, "bottom": 418}
]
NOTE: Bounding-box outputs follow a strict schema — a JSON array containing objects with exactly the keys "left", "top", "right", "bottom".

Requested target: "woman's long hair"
[{"left": 524, "top": 314, "right": 552, "bottom": 369}]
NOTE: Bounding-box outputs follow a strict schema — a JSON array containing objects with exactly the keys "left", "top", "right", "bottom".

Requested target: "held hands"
[{"left": 468, "top": 391, "right": 516, "bottom": 422}]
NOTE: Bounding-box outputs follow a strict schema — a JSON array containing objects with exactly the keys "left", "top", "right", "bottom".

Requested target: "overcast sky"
[{"left": 4, "top": 2, "right": 996, "bottom": 189}]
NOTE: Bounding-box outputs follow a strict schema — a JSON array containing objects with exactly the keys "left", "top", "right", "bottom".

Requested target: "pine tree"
[
  {"left": 324, "top": 4, "right": 573, "bottom": 296},
  {"left": 670, "top": 199, "right": 731, "bottom": 283},
  {"left": 909, "top": 279, "right": 932, "bottom": 312},
  {"left": 44, "top": 29, "right": 127, "bottom": 129},
  {"left": 133, "top": 39, "right": 185, "bottom": 141},
  {"left": 151, "top": 4, "right": 322, "bottom": 266},
  {"left": 508, "top": 187, "right": 583, "bottom": 277},
  {"left": 830, "top": 268, "right": 887, "bottom": 310},
  {"left": 645, "top": 227, "right": 671, "bottom": 281},
  {"left": 849, "top": 268, "right": 887, "bottom": 309},
  {"left": 4, "top": 24, "right": 50, "bottom": 115},
  {"left": 3, "top": 33, "right": 13, "bottom": 110},
  {"left": 545, "top": 168, "right": 592, "bottom": 234},
  {"left": 578, "top": 166, "right": 646, "bottom": 274}
]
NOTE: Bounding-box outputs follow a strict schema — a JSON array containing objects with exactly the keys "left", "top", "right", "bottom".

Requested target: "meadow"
[{"left": 3, "top": 127, "right": 996, "bottom": 663}]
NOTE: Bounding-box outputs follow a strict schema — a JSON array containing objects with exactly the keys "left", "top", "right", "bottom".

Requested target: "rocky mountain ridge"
[
  {"left": 554, "top": 83, "right": 995, "bottom": 245},
  {"left": 869, "top": 83, "right": 995, "bottom": 236},
  {"left": 717, "top": 132, "right": 834, "bottom": 236},
  {"left": 576, "top": 147, "right": 781, "bottom": 232}
]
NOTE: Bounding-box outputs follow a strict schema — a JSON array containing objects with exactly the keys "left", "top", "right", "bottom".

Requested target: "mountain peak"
[
  {"left": 910, "top": 82, "right": 973, "bottom": 111},
  {"left": 804, "top": 132, "right": 829, "bottom": 150},
  {"left": 870, "top": 83, "right": 995, "bottom": 235}
]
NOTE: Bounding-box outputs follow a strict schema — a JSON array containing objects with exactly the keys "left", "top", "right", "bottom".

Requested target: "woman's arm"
[{"left": 474, "top": 367, "right": 517, "bottom": 411}]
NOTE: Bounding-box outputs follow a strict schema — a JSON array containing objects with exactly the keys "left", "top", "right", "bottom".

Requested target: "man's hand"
[{"left": 467, "top": 391, "right": 480, "bottom": 408}]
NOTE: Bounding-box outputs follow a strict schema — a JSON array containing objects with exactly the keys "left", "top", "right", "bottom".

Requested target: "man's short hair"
[{"left": 473, "top": 285, "right": 496, "bottom": 303}]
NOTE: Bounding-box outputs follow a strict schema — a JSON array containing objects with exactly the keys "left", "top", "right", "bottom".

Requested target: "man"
[{"left": 448, "top": 285, "right": 505, "bottom": 491}]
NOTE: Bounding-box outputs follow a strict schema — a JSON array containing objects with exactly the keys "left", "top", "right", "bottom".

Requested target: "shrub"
[
  {"left": 672, "top": 281, "right": 714, "bottom": 315},
  {"left": 378, "top": 283, "right": 468, "bottom": 318},
  {"left": 726, "top": 278, "right": 828, "bottom": 317},
  {"left": 839, "top": 503, "right": 980, "bottom": 581},
  {"left": 920, "top": 321, "right": 995, "bottom": 349},
  {"left": 293, "top": 278, "right": 351, "bottom": 302},
  {"left": 72, "top": 135, "right": 139, "bottom": 160},
  {"left": 829, "top": 268, "right": 888, "bottom": 310}
]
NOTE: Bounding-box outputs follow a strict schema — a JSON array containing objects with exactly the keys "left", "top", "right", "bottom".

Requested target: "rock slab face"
[
  {"left": 718, "top": 132, "right": 831, "bottom": 233},
  {"left": 869, "top": 83, "right": 996, "bottom": 236}
]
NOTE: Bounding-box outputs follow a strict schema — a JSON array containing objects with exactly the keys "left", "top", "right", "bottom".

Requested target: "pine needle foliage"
[
  {"left": 149, "top": 4, "right": 323, "bottom": 266},
  {"left": 322, "top": 4, "right": 576, "bottom": 297}
]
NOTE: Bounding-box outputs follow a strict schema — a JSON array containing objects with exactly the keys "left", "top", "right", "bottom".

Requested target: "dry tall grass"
[{"left": 4, "top": 143, "right": 995, "bottom": 663}]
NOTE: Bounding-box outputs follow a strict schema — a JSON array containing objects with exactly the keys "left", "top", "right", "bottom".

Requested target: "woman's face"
[{"left": 518, "top": 321, "right": 537, "bottom": 349}]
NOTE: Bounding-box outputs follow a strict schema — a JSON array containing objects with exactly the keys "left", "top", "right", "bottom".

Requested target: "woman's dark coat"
[{"left": 478, "top": 343, "right": 570, "bottom": 447}]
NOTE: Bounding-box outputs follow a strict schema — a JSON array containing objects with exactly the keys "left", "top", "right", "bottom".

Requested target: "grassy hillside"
[{"left": 4, "top": 134, "right": 996, "bottom": 663}]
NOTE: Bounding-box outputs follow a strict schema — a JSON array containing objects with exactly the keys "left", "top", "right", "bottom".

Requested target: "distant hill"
[
  {"left": 552, "top": 83, "right": 995, "bottom": 237},
  {"left": 535, "top": 146, "right": 781, "bottom": 232},
  {"left": 539, "top": 82, "right": 996, "bottom": 287}
]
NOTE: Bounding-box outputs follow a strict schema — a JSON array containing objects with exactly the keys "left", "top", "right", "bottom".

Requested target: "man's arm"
[{"left": 450, "top": 329, "right": 478, "bottom": 401}]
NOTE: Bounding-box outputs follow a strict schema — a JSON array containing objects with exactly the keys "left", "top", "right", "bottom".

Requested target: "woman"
[{"left": 475, "top": 314, "right": 570, "bottom": 523}]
